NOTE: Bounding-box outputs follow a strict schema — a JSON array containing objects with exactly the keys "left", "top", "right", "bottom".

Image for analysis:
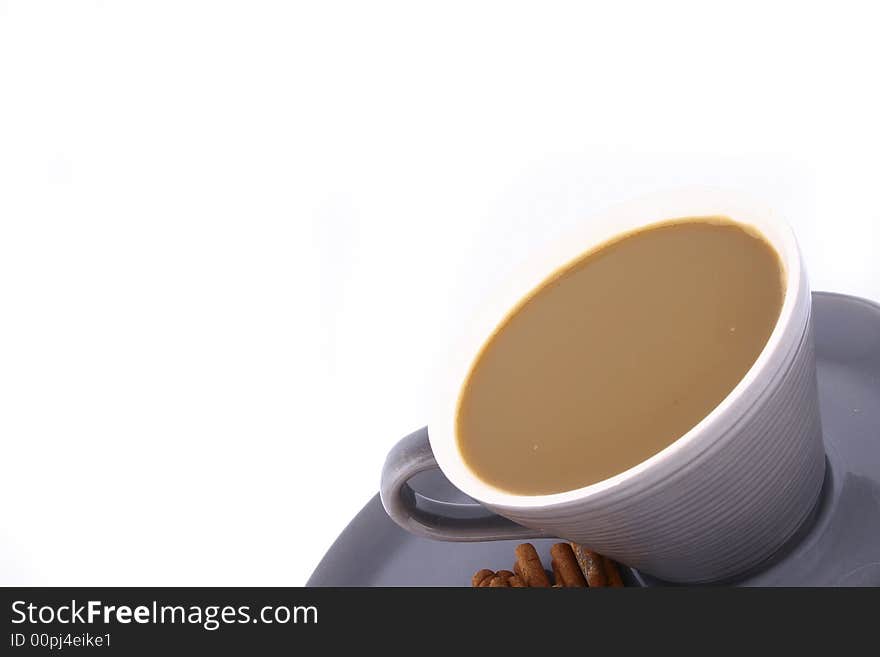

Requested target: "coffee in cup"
[{"left": 457, "top": 218, "right": 785, "bottom": 495}]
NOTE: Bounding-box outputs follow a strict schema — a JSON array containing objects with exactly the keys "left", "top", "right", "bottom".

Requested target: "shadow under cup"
[{"left": 380, "top": 194, "right": 827, "bottom": 584}]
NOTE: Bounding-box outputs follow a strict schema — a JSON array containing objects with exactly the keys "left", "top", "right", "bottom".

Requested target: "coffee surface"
[{"left": 456, "top": 218, "right": 785, "bottom": 495}]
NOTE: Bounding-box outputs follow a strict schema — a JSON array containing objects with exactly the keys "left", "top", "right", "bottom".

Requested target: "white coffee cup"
[{"left": 380, "top": 188, "right": 825, "bottom": 584}]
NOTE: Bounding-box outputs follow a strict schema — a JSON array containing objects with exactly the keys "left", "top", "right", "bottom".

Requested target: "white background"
[{"left": 1, "top": 1, "right": 878, "bottom": 585}]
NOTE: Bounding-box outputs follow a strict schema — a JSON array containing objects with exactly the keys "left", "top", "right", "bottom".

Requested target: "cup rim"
[{"left": 428, "top": 187, "right": 806, "bottom": 511}]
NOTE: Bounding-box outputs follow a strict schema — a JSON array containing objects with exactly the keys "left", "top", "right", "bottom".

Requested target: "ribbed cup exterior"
[
  {"left": 492, "top": 298, "right": 825, "bottom": 583},
  {"left": 418, "top": 191, "right": 827, "bottom": 583}
]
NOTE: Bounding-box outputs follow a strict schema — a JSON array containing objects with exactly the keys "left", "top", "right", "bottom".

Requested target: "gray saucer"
[{"left": 308, "top": 292, "right": 880, "bottom": 586}]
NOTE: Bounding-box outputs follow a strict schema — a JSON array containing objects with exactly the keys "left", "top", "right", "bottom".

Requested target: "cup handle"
[{"left": 380, "top": 427, "right": 550, "bottom": 541}]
